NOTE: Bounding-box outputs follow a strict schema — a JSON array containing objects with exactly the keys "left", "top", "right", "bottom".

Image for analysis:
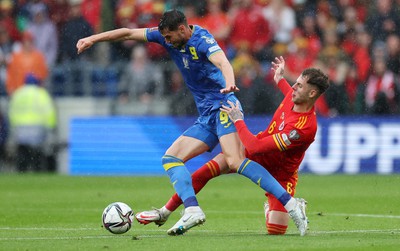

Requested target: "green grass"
[{"left": 0, "top": 174, "right": 399, "bottom": 251}]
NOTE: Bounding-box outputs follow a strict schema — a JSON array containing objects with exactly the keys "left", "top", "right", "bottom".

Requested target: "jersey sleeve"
[
  {"left": 196, "top": 31, "right": 222, "bottom": 59},
  {"left": 235, "top": 119, "right": 315, "bottom": 155},
  {"left": 144, "top": 27, "right": 164, "bottom": 45},
  {"left": 277, "top": 78, "right": 293, "bottom": 96}
]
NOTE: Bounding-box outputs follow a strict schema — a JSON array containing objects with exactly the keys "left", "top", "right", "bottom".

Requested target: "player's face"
[
  {"left": 291, "top": 75, "right": 315, "bottom": 104},
  {"left": 160, "top": 25, "right": 187, "bottom": 48}
]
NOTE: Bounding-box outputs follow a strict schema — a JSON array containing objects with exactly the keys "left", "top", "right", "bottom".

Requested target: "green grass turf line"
[{"left": 0, "top": 174, "right": 399, "bottom": 251}]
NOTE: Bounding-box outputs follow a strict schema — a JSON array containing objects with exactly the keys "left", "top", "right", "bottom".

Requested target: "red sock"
[
  {"left": 267, "top": 223, "right": 288, "bottom": 235},
  {"left": 165, "top": 159, "right": 221, "bottom": 211},
  {"left": 266, "top": 212, "right": 288, "bottom": 235}
]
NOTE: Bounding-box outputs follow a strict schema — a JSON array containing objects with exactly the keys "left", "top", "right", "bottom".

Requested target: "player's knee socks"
[
  {"left": 165, "top": 159, "right": 221, "bottom": 212},
  {"left": 267, "top": 222, "right": 288, "bottom": 235},
  {"left": 265, "top": 209, "right": 287, "bottom": 235},
  {"left": 162, "top": 155, "right": 198, "bottom": 208},
  {"left": 237, "top": 158, "right": 292, "bottom": 206}
]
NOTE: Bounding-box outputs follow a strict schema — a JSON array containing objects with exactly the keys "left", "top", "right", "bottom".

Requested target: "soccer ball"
[{"left": 102, "top": 202, "right": 134, "bottom": 234}]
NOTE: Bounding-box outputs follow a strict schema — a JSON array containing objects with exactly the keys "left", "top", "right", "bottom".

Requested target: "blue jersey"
[{"left": 145, "top": 25, "right": 236, "bottom": 116}]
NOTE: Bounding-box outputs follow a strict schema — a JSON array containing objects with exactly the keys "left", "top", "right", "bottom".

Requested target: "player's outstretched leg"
[
  {"left": 167, "top": 206, "right": 206, "bottom": 235},
  {"left": 136, "top": 207, "right": 171, "bottom": 226},
  {"left": 287, "top": 198, "right": 308, "bottom": 236}
]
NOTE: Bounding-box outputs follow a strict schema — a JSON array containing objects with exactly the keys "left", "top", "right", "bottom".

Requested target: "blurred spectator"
[
  {"left": 0, "top": 0, "right": 21, "bottom": 41},
  {"left": 228, "top": 0, "right": 271, "bottom": 60},
  {"left": 295, "top": 13, "right": 322, "bottom": 60},
  {"left": 8, "top": 73, "right": 57, "bottom": 172},
  {"left": 284, "top": 36, "right": 316, "bottom": 84},
  {"left": 168, "top": 67, "right": 196, "bottom": 116},
  {"left": 114, "top": 45, "right": 164, "bottom": 115},
  {"left": 385, "top": 34, "right": 400, "bottom": 75},
  {"left": 0, "top": 104, "right": 8, "bottom": 167},
  {"left": 337, "top": 6, "right": 363, "bottom": 41},
  {"left": 364, "top": 57, "right": 399, "bottom": 115},
  {"left": 365, "top": 0, "right": 400, "bottom": 43},
  {"left": 315, "top": 0, "right": 338, "bottom": 32},
  {"left": 80, "top": 0, "right": 101, "bottom": 33},
  {"left": 315, "top": 43, "right": 351, "bottom": 116},
  {"left": 45, "top": 0, "right": 71, "bottom": 34},
  {"left": 59, "top": 0, "right": 93, "bottom": 62},
  {"left": 232, "top": 50, "right": 260, "bottom": 114},
  {"left": 232, "top": 50, "right": 280, "bottom": 114},
  {"left": 182, "top": 2, "right": 202, "bottom": 24},
  {"left": 351, "top": 28, "right": 372, "bottom": 83},
  {"left": 112, "top": 0, "right": 139, "bottom": 61},
  {"left": 338, "top": 6, "right": 364, "bottom": 57},
  {"left": 26, "top": 2, "right": 58, "bottom": 67},
  {"left": 343, "top": 29, "right": 372, "bottom": 112},
  {"left": 262, "top": 0, "right": 296, "bottom": 44},
  {"left": 136, "top": 0, "right": 165, "bottom": 27},
  {"left": 200, "top": 0, "right": 230, "bottom": 53},
  {"left": 6, "top": 31, "right": 48, "bottom": 95},
  {"left": 137, "top": 0, "right": 167, "bottom": 61},
  {"left": 0, "top": 25, "right": 13, "bottom": 95}
]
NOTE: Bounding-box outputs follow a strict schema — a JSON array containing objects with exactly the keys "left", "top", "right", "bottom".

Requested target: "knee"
[{"left": 224, "top": 157, "right": 245, "bottom": 171}]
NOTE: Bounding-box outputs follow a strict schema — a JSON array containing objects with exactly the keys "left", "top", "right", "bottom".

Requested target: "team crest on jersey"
[
  {"left": 289, "top": 130, "right": 300, "bottom": 140},
  {"left": 182, "top": 57, "right": 189, "bottom": 69},
  {"left": 202, "top": 36, "right": 215, "bottom": 44},
  {"left": 278, "top": 121, "right": 285, "bottom": 131}
]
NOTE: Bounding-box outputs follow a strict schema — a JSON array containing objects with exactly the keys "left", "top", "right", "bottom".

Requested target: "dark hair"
[
  {"left": 158, "top": 9, "right": 188, "bottom": 32},
  {"left": 302, "top": 68, "right": 330, "bottom": 94}
]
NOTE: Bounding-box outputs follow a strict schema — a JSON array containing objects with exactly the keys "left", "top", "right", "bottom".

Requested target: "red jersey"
[{"left": 235, "top": 78, "right": 317, "bottom": 180}]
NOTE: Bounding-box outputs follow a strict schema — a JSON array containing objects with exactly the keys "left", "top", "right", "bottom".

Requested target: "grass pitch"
[{"left": 0, "top": 174, "right": 399, "bottom": 251}]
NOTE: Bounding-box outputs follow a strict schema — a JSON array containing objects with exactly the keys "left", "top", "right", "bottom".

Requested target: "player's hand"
[
  {"left": 220, "top": 85, "right": 240, "bottom": 94},
  {"left": 220, "top": 100, "right": 243, "bottom": 123},
  {"left": 76, "top": 37, "right": 94, "bottom": 54},
  {"left": 271, "top": 56, "right": 285, "bottom": 84}
]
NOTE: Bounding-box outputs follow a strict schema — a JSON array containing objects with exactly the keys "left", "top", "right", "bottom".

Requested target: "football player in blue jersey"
[{"left": 77, "top": 9, "right": 307, "bottom": 236}]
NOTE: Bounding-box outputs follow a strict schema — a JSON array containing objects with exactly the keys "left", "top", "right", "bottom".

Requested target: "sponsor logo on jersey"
[{"left": 202, "top": 36, "right": 216, "bottom": 44}]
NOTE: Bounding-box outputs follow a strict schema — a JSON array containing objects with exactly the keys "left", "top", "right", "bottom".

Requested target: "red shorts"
[{"left": 265, "top": 175, "right": 298, "bottom": 213}]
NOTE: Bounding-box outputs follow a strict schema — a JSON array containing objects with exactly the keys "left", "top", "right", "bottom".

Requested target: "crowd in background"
[
  {"left": 0, "top": 0, "right": 400, "bottom": 117},
  {"left": 1, "top": 0, "right": 400, "bottom": 172}
]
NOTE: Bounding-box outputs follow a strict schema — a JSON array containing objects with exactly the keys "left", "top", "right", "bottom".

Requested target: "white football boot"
[
  {"left": 288, "top": 198, "right": 308, "bottom": 236},
  {"left": 167, "top": 206, "right": 206, "bottom": 235},
  {"left": 135, "top": 207, "right": 170, "bottom": 226},
  {"left": 263, "top": 201, "right": 270, "bottom": 220}
]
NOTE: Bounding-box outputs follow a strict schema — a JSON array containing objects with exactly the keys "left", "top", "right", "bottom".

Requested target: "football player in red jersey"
[{"left": 136, "top": 56, "right": 330, "bottom": 235}]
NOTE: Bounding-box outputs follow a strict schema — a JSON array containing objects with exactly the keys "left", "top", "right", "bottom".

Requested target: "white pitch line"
[
  {"left": 0, "top": 229, "right": 399, "bottom": 241},
  {"left": 0, "top": 227, "right": 165, "bottom": 232},
  {"left": 320, "top": 213, "right": 400, "bottom": 219},
  {"left": 203, "top": 211, "right": 400, "bottom": 219},
  {"left": 308, "top": 229, "right": 400, "bottom": 234}
]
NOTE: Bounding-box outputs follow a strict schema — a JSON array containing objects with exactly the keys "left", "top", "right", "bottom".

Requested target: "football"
[{"left": 102, "top": 202, "right": 134, "bottom": 234}]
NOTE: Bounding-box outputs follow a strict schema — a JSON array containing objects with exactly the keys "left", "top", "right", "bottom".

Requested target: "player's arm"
[
  {"left": 77, "top": 28, "right": 147, "bottom": 54},
  {"left": 271, "top": 56, "right": 292, "bottom": 95},
  {"left": 221, "top": 100, "right": 301, "bottom": 155},
  {"left": 209, "top": 51, "right": 239, "bottom": 93},
  {"left": 235, "top": 121, "right": 288, "bottom": 154}
]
